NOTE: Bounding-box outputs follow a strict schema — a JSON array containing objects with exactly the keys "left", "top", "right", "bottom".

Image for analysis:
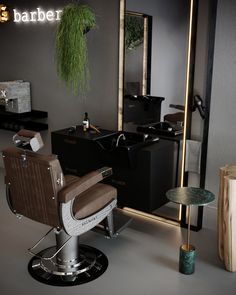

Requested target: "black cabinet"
[
  {"left": 108, "top": 140, "right": 176, "bottom": 212},
  {"left": 0, "top": 107, "right": 48, "bottom": 132},
  {"left": 51, "top": 126, "right": 177, "bottom": 213},
  {"left": 51, "top": 127, "right": 117, "bottom": 176}
]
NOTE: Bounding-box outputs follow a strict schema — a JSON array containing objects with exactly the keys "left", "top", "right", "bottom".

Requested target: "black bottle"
[{"left": 83, "top": 112, "right": 90, "bottom": 131}]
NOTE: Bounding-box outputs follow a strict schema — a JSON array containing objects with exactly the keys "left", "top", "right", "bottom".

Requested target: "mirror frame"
[
  {"left": 181, "top": 0, "right": 219, "bottom": 231},
  {"left": 118, "top": 0, "right": 218, "bottom": 230}
]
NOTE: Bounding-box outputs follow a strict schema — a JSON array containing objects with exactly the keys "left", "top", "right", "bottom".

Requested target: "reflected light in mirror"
[
  {"left": 118, "top": 0, "right": 125, "bottom": 131},
  {"left": 179, "top": 0, "right": 194, "bottom": 220},
  {"left": 123, "top": 207, "right": 179, "bottom": 227},
  {"left": 180, "top": 0, "right": 194, "bottom": 188}
]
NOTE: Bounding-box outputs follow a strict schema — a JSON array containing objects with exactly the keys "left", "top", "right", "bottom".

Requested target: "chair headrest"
[{"left": 12, "top": 129, "right": 44, "bottom": 152}]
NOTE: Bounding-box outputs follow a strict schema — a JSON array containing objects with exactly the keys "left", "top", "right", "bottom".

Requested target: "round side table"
[{"left": 166, "top": 187, "right": 215, "bottom": 275}]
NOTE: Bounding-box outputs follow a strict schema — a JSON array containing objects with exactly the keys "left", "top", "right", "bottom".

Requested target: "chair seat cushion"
[{"left": 72, "top": 183, "right": 117, "bottom": 219}]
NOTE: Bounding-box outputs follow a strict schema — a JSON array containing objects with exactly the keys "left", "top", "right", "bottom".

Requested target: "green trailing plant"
[
  {"left": 56, "top": 4, "right": 96, "bottom": 95},
  {"left": 125, "top": 14, "right": 144, "bottom": 50}
]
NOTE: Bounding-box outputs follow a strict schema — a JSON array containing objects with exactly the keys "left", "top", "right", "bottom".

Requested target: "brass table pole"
[{"left": 187, "top": 205, "right": 191, "bottom": 251}]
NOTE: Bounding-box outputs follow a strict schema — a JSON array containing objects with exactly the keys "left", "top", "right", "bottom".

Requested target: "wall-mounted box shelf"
[{"left": 0, "top": 107, "right": 48, "bottom": 132}]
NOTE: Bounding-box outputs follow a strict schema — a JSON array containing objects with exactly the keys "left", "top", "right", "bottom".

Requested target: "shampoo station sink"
[
  {"left": 96, "top": 131, "right": 158, "bottom": 150},
  {"left": 96, "top": 131, "right": 159, "bottom": 168},
  {"left": 51, "top": 126, "right": 175, "bottom": 213},
  {"left": 137, "top": 121, "right": 183, "bottom": 137}
]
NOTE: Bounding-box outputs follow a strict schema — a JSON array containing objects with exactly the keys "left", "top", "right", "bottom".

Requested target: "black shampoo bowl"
[
  {"left": 95, "top": 131, "right": 159, "bottom": 168},
  {"left": 137, "top": 121, "right": 183, "bottom": 137}
]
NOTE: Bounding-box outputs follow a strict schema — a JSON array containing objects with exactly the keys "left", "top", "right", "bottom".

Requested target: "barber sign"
[
  {"left": 0, "top": 81, "right": 31, "bottom": 113},
  {"left": 0, "top": 4, "right": 63, "bottom": 24},
  {"left": 0, "top": 87, "right": 7, "bottom": 106},
  {"left": 0, "top": 4, "right": 10, "bottom": 22},
  {"left": 0, "top": 88, "right": 7, "bottom": 98}
]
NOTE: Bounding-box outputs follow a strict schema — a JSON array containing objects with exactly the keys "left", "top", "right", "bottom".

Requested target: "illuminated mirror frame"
[{"left": 118, "top": 0, "right": 197, "bottom": 227}]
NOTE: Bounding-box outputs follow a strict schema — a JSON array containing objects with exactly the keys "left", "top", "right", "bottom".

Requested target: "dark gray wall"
[
  {"left": 0, "top": 0, "right": 119, "bottom": 163},
  {"left": 205, "top": 0, "right": 236, "bottom": 203}
]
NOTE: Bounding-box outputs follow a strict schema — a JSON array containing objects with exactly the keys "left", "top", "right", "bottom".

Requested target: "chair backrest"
[
  {"left": 164, "top": 112, "right": 184, "bottom": 125},
  {"left": 2, "top": 147, "right": 65, "bottom": 228}
]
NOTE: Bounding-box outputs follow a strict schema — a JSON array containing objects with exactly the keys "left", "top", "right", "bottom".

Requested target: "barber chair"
[
  {"left": 164, "top": 104, "right": 185, "bottom": 126},
  {"left": 2, "top": 130, "right": 118, "bottom": 286},
  {"left": 164, "top": 112, "right": 184, "bottom": 124}
]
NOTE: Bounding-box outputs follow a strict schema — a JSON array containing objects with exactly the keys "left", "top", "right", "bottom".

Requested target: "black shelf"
[{"left": 0, "top": 107, "right": 48, "bottom": 132}]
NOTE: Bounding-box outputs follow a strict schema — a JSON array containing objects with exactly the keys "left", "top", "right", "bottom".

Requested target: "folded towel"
[{"left": 185, "top": 140, "right": 202, "bottom": 174}]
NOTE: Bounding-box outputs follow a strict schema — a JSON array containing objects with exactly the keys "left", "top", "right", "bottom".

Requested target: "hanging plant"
[
  {"left": 125, "top": 14, "right": 144, "bottom": 50},
  {"left": 56, "top": 4, "right": 96, "bottom": 95}
]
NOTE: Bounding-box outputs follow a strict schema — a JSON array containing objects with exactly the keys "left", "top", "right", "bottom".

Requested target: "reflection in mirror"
[
  {"left": 124, "top": 12, "right": 152, "bottom": 96},
  {"left": 124, "top": 0, "right": 190, "bottom": 128},
  {"left": 119, "top": 0, "right": 194, "bottom": 223}
]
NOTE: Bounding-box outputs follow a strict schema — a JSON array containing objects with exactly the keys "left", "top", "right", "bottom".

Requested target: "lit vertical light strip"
[
  {"left": 179, "top": 0, "right": 194, "bottom": 220},
  {"left": 118, "top": 0, "right": 125, "bottom": 131},
  {"left": 142, "top": 16, "right": 148, "bottom": 95}
]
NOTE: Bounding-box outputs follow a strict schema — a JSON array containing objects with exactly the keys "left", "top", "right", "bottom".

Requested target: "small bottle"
[{"left": 83, "top": 112, "right": 90, "bottom": 131}]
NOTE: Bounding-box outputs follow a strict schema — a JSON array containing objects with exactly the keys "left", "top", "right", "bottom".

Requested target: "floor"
[{"left": 0, "top": 168, "right": 236, "bottom": 295}]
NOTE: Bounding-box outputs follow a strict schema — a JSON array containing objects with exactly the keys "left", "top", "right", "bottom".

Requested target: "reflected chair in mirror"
[
  {"left": 164, "top": 104, "right": 185, "bottom": 126},
  {"left": 164, "top": 112, "right": 185, "bottom": 125},
  {"left": 2, "top": 129, "right": 117, "bottom": 286}
]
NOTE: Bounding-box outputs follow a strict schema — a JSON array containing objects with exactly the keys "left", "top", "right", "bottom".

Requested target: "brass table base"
[{"left": 166, "top": 187, "right": 215, "bottom": 275}]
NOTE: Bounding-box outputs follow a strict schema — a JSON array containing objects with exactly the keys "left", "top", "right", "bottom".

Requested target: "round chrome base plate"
[{"left": 28, "top": 244, "right": 108, "bottom": 286}]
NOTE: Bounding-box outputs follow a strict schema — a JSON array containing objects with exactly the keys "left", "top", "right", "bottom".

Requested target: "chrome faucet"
[{"left": 116, "top": 133, "right": 126, "bottom": 147}]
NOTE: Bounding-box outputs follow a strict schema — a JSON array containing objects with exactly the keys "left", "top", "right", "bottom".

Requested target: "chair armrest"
[{"left": 58, "top": 167, "right": 112, "bottom": 203}]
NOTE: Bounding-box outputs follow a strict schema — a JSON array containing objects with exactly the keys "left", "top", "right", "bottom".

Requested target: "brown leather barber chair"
[
  {"left": 164, "top": 104, "right": 185, "bottom": 125},
  {"left": 164, "top": 112, "right": 184, "bottom": 125},
  {"left": 2, "top": 130, "right": 118, "bottom": 286}
]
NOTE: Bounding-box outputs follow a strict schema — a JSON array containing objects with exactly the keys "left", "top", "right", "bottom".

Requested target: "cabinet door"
[{"left": 51, "top": 133, "right": 106, "bottom": 176}]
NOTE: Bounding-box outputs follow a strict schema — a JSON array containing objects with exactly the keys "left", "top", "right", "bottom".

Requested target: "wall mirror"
[
  {"left": 124, "top": 12, "right": 152, "bottom": 97},
  {"left": 118, "top": 0, "right": 196, "bottom": 224}
]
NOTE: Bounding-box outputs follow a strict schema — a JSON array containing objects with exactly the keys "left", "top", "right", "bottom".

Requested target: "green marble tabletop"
[{"left": 166, "top": 187, "right": 215, "bottom": 206}]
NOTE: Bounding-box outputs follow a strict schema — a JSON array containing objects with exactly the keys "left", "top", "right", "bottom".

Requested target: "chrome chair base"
[{"left": 28, "top": 244, "right": 108, "bottom": 286}]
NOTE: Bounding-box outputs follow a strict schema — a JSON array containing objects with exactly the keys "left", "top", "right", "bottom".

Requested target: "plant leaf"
[{"left": 56, "top": 4, "right": 96, "bottom": 95}]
